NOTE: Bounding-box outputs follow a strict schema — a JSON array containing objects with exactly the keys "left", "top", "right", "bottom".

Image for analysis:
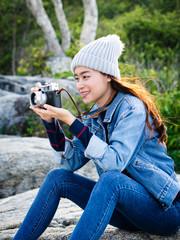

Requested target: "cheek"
[
  {"left": 76, "top": 82, "right": 81, "bottom": 92},
  {"left": 75, "top": 82, "right": 79, "bottom": 90}
]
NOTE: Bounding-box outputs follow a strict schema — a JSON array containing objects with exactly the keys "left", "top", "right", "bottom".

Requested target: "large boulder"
[
  {"left": 0, "top": 75, "right": 77, "bottom": 132},
  {"left": 0, "top": 136, "right": 57, "bottom": 198},
  {"left": 0, "top": 135, "right": 179, "bottom": 239},
  {"left": 0, "top": 75, "right": 76, "bottom": 95},
  {"left": 0, "top": 89, "right": 29, "bottom": 131},
  {"left": 0, "top": 188, "right": 179, "bottom": 240},
  {"left": 45, "top": 55, "right": 72, "bottom": 75},
  {"left": 0, "top": 136, "right": 98, "bottom": 198}
]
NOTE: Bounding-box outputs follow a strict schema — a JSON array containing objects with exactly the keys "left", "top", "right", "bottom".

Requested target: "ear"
[{"left": 106, "top": 75, "right": 112, "bottom": 83}]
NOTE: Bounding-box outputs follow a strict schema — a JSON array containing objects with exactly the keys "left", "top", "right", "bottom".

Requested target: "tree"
[
  {"left": 51, "top": 0, "right": 71, "bottom": 51},
  {"left": 26, "top": 0, "right": 64, "bottom": 55},
  {"left": 26, "top": 0, "right": 98, "bottom": 73},
  {"left": 80, "top": 0, "right": 98, "bottom": 46}
]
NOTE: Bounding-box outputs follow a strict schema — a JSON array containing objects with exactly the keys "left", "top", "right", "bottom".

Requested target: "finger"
[
  {"left": 31, "top": 87, "right": 39, "bottom": 92},
  {"left": 43, "top": 104, "right": 57, "bottom": 112},
  {"left": 29, "top": 105, "right": 39, "bottom": 113},
  {"left": 29, "top": 106, "right": 40, "bottom": 114},
  {"left": 35, "top": 82, "right": 42, "bottom": 88}
]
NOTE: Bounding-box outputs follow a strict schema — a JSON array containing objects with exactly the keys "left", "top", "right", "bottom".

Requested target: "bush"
[
  {"left": 119, "top": 63, "right": 180, "bottom": 172},
  {"left": 154, "top": 89, "right": 180, "bottom": 171},
  {"left": 97, "top": 6, "right": 180, "bottom": 72},
  {"left": 17, "top": 44, "right": 52, "bottom": 76}
]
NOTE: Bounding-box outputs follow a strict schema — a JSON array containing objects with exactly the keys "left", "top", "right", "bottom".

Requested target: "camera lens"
[{"left": 30, "top": 92, "right": 47, "bottom": 107}]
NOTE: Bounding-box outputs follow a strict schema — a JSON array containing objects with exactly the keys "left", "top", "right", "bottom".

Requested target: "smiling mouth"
[{"left": 80, "top": 91, "right": 89, "bottom": 98}]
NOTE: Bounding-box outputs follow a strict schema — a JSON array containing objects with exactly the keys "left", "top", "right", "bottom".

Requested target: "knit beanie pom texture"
[{"left": 71, "top": 34, "right": 125, "bottom": 80}]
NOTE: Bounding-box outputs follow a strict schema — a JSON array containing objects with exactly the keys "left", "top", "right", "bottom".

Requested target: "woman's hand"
[{"left": 30, "top": 104, "right": 76, "bottom": 126}]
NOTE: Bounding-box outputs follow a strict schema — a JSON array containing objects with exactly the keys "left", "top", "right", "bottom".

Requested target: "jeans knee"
[
  {"left": 98, "top": 171, "right": 128, "bottom": 190},
  {"left": 44, "top": 168, "right": 71, "bottom": 186}
]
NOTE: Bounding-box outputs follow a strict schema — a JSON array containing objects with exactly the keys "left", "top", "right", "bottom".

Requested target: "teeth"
[{"left": 81, "top": 91, "right": 89, "bottom": 97}]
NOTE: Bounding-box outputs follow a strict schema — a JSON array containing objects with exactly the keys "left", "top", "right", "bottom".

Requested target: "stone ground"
[
  {"left": 1, "top": 188, "right": 180, "bottom": 240},
  {"left": 0, "top": 136, "right": 179, "bottom": 239}
]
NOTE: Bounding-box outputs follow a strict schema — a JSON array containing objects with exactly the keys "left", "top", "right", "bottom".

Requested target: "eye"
[
  {"left": 74, "top": 77, "right": 79, "bottom": 81},
  {"left": 83, "top": 75, "right": 89, "bottom": 80}
]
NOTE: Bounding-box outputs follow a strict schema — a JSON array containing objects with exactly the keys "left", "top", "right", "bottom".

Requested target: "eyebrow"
[{"left": 74, "top": 71, "right": 91, "bottom": 76}]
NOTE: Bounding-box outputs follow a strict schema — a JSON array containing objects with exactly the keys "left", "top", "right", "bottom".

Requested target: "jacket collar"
[
  {"left": 104, "top": 91, "right": 125, "bottom": 123},
  {"left": 84, "top": 92, "right": 125, "bottom": 123}
]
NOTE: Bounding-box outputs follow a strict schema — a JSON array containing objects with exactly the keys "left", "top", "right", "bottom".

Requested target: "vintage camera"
[{"left": 30, "top": 83, "right": 61, "bottom": 108}]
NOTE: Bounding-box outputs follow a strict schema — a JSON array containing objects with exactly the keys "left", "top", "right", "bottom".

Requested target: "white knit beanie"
[{"left": 71, "top": 34, "right": 124, "bottom": 80}]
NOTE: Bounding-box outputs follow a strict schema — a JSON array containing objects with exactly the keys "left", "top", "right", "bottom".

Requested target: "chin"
[{"left": 83, "top": 99, "right": 93, "bottom": 105}]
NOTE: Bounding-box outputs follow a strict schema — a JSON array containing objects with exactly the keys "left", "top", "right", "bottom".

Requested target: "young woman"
[{"left": 13, "top": 35, "right": 180, "bottom": 240}]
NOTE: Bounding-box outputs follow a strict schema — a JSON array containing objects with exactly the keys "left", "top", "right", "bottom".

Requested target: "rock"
[
  {"left": 45, "top": 55, "right": 72, "bottom": 75},
  {"left": 0, "top": 188, "right": 180, "bottom": 240},
  {"left": 0, "top": 136, "right": 58, "bottom": 198},
  {"left": 0, "top": 75, "right": 77, "bottom": 95},
  {"left": 0, "top": 135, "right": 179, "bottom": 239},
  {"left": 0, "top": 136, "right": 98, "bottom": 198},
  {"left": 0, "top": 89, "right": 29, "bottom": 130},
  {"left": 0, "top": 75, "right": 78, "bottom": 133}
]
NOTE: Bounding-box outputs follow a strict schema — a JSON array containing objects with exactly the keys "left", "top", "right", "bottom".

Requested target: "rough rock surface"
[
  {"left": 0, "top": 75, "right": 76, "bottom": 95},
  {"left": 0, "top": 75, "right": 77, "bottom": 131},
  {"left": 0, "top": 136, "right": 98, "bottom": 198},
  {"left": 0, "top": 182, "right": 180, "bottom": 240},
  {"left": 0, "top": 189, "right": 180, "bottom": 240},
  {"left": 45, "top": 55, "right": 72, "bottom": 75},
  {"left": 0, "top": 136, "right": 57, "bottom": 198},
  {"left": 0, "top": 135, "right": 180, "bottom": 239}
]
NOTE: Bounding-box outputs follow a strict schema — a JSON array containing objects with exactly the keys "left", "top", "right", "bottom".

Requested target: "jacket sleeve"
[
  {"left": 42, "top": 119, "right": 65, "bottom": 151},
  {"left": 84, "top": 105, "right": 147, "bottom": 172},
  {"left": 42, "top": 118, "right": 91, "bottom": 171},
  {"left": 52, "top": 135, "right": 90, "bottom": 171}
]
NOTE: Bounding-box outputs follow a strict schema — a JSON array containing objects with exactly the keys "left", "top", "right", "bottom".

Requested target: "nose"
[{"left": 76, "top": 78, "right": 84, "bottom": 91}]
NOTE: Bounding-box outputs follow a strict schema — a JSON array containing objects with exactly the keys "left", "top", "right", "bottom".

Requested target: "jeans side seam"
[
  {"left": 90, "top": 187, "right": 120, "bottom": 240},
  {"left": 27, "top": 181, "right": 92, "bottom": 240}
]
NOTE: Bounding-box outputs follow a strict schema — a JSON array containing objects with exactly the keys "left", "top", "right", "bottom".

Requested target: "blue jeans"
[{"left": 13, "top": 169, "right": 180, "bottom": 240}]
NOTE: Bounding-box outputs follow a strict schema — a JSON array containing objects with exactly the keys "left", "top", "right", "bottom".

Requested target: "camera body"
[{"left": 30, "top": 83, "right": 61, "bottom": 108}]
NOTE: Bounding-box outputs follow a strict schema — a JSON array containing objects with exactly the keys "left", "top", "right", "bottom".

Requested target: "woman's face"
[{"left": 74, "top": 66, "right": 113, "bottom": 107}]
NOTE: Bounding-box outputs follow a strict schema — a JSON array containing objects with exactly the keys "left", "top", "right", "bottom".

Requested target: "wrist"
[
  {"left": 65, "top": 111, "right": 76, "bottom": 126},
  {"left": 42, "top": 117, "right": 54, "bottom": 123}
]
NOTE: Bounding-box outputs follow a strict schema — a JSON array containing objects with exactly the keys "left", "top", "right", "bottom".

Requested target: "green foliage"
[
  {"left": 53, "top": 71, "right": 73, "bottom": 79},
  {"left": 97, "top": 6, "right": 180, "bottom": 70},
  {"left": 65, "top": 40, "right": 83, "bottom": 58},
  {"left": 25, "top": 113, "right": 46, "bottom": 137},
  {"left": 154, "top": 89, "right": 180, "bottom": 171},
  {"left": 118, "top": 63, "right": 180, "bottom": 171},
  {"left": 97, "top": 0, "right": 137, "bottom": 19},
  {"left": 17, "top": 44, "right": 52, "bottom": 76},
  {"left": 0, "top": 0, "right": 28, "bottom": 74}
]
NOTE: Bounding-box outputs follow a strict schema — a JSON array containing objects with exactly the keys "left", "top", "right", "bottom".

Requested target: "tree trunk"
[
  {"left": 26, "top": 0, "right": 63, "bottom": 55},
  {"left": 80, "top": 0, "right": 98, "bottom": 46},
  {"left": 52, "top": 0, "right": 71, "bottom": 51},
  {"left": 12, "top": 22, "right": 17, "bottom": 75}
]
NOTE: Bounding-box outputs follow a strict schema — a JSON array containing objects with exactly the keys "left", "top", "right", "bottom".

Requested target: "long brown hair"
[{"left": 109, "top": 75, "right": 167, "bottom": 143}]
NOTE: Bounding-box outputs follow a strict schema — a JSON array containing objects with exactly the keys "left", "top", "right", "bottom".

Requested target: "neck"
[
  {"left": 97, "top": 87, "right": 116, "bottom": 107},
  {"left": 102, "top": 89, "right": 117, "bottom": 107}
]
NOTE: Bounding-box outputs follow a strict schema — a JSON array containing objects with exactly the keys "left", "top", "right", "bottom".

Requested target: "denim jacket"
[{"left": 53, "top": 91, "right": 180, "bottom": 208}]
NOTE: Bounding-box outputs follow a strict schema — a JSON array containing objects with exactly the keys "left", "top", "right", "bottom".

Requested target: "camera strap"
[
  {"left": 56, "top": 88, "right": 117, "bottom": 120},
  {"left": 56, "top": 88, "right": 82, "bottom": 118}
]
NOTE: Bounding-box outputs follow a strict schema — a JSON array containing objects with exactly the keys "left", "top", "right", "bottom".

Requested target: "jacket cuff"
[
  {"left": 84, "top": 134, "right": 107, "bottom": 159},
  {"left": 69, "top": 119, "right": 93, "bottom": 148}
]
